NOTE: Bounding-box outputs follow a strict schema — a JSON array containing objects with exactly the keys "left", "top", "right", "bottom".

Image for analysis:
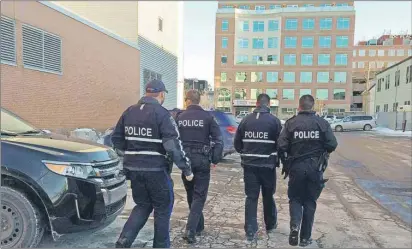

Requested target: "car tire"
[
  {"left": 1, "top": 187, "right": 45, "bottom": 248},
  {"left": 335, "top": 125, "right": 343, "bottom": 132},
  {"left": 364, "top": 124, "right": 372, "bottom": 131}
]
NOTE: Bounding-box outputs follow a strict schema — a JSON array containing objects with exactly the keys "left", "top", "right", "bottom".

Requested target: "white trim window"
[
  {"left": 22, "top": 24, "right": 62, "bottom": 74},
  {"left": 0, "top": 16, "right": 16, "bottom": 65}
]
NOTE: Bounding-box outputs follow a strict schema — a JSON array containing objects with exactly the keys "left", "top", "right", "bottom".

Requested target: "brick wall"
[{"left": 1, "top": 1, "right": 140, "bottom": 130}]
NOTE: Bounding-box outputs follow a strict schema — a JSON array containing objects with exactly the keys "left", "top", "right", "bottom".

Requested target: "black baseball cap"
[{"left": 146, "top": 79, "right": 168, "bottom": 93}]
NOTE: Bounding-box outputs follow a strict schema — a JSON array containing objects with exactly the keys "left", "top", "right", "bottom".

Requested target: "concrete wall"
[
  {"left": 376, "top": 112, "right": 412, "bottom": 131},
  {"left": 1, "top": 1, "right": 140, "bottom": 130},
  {"left": 138, "top": 35, "right": 178, "bottom": 110}
]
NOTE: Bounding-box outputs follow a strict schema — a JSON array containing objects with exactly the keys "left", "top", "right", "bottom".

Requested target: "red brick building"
[{"left": 1, "top": 1, "right": 140, "bottom": 130}]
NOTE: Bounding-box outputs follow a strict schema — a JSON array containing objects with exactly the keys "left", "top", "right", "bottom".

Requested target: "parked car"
[
  {"left": 1, "top": 108, "right": 127, "bottom": 248},
  {"left": 330, "top": 115, "right": 377, "bottom": 132},
  {"left": 99, "top": 109, "right": 238, "bottom": 158},
  {"left": 235, "top": 113, "right": 248, "bottom": 123}
]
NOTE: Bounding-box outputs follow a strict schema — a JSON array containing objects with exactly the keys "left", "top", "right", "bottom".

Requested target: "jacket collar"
[
  {"left": 298, "top": 110, "right": 316, "bottom": 115},
  {"left": 187, "top": 105, "right": 203, "bottom": 110},
  {"left": 138, "top": 96, "right": 160, "bottom": 105},
  {"left": 253, "top": 106, "right": 270, "bottom": 113}
]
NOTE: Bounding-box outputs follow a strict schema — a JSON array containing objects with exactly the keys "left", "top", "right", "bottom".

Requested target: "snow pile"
[{"left": 373, "top": 127, "right": 412, "bottom": 137}]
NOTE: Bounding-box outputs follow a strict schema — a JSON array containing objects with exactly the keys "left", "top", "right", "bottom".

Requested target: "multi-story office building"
[
  {"left": 214, "top": 1, "right": 355, "bottom": 118},
  {"left": 352, "top": 35, "right": 412, "bottom": 111},
  {"left": 54, "top": 1, "right": 184, "bottom": 109}
]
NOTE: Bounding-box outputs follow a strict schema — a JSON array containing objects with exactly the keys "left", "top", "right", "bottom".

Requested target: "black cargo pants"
[
  {"left": 181, "top": 154, "right": 211, "bottom": 233},
  {"left": 119, "top": 170, "right": 174, "bottom": 248},
  {"left": 288, "top": 157, "right": 325, "bottom": 240},
  {"left": 243, "top": 166, "right": 278, "bottom": 234}
]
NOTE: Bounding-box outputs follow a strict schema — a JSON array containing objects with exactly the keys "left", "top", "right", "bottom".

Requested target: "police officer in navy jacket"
[
  {"left": 234, "top": 93, "right": 282, "bottom": 241},
  {"left": 176, "top": 90, "right": 223, "bottom": 244},
  {"left": 112, "top": 80, "right": 193, "bottom": 248}
]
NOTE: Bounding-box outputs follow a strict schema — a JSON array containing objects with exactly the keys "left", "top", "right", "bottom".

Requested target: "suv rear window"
[
  {"left": 362, "top": 116, "right": 373, "bottom": 120},
  {"left": 211, "top": 111, "right": 238, "bottom": 126}
]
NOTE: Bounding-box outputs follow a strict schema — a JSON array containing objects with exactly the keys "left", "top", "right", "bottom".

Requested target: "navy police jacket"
[
  {"left": 176, "top": 105, "right": 223, "bottom": 165},
  {"left": 277, "top": 111, "right": 338, "bottom": 162},
  {"left": 111, "top": 97, "right": 192, "bottom": 176},
  {"left": 234, "top": 106, "right": 282, "bottom": 168}
]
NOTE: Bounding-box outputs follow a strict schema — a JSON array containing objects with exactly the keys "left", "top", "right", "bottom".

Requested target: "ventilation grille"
[{"left": 0, "top": 16, "right": 16, "bottom": 64}]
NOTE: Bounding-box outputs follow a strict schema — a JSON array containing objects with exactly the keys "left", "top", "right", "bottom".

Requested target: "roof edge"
[
  {"left": 376, "top": 56, "right": 412, "bottom": 75},
  {"left": 39, "top": 1, "right": 140, "bottom": 51}
]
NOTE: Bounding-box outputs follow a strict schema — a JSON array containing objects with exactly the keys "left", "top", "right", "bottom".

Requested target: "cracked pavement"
[{"left": 39, "top": 132, "right": 412, "bottom": 248}]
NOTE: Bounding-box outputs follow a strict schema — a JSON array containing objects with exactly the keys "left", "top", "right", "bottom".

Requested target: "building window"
[
  {"left": 405, "top": 100, "right": 411, "bottom": 105},
  {"left": 251, "top": 89, "right": 263, "bottom": 99},
  {"left": 384, "top": 104, "right": 389, "bottom": 112},
  {"left": 320, "top": 3, "right": 332, "bottom": 7},
  {"left": 283, "top": 89, "right": 295, "bottom": 100},
  {"left": 287, "top": 4, "right": 298, "bottom": 8},
  {"left": 334, "top": 72, "right": 347, "bottom": 83},
  {"left": 236, "top": 55, "right": 248, "bottom": 64},
  {"left": 393, "top": 102, "right": 399, "bottom": 111},
  {"left": 268, "top": 37, "right": 278, "bottom": 48},
  {"left": 389, "top": 49, "right": 396, "bottom": 56},
  {"left": 235, "top": 88, "right": 247, "bottom": 99},
  {"left": 283, "top": 72, "right": 296, "bottom": 83},
  {"left": 221, "top": 20, "right": 229, "bottom": 32},
  {"left": 251, "top": 72, "right": 263, "bottom": 82},
  {"left": 377, "top": 61, "right": 385, "bottom": 68},
  {"left": 158, "top": 17, "right": 163, "bottom": 31},
  {"left": 303, "top": 4, "right": 315, "bottom": 7},
  {"left": 359, "top": 50, "right": 365, "bottom": 56},
  {"left": 143, "top": 69, "right": 162, "bottom": 85},
  {"left": 238, "top": 38, "right": 249, "bottom": 48},
  {"left": 358, "top": 62, "right": 365, "bottom": 68},
  {"left": 266, "top": 89, "right": 278, "bottom": 99},
  {"left": 268, "top": 20, "right": 279, "bottom": 31},
  {"left": 242, "top": 21, "right": 249, "bottom": 31},
  {"left": 300, "top": 72, "right": 312, "bottom": 83},
  {"left": 378, "top": 50, "right": 385, "bottom": 56},
  {"left": 317, "top": 72, "right": 330, "bottom": 83},
  {"left": 407, "top": 65, "right": 412, "bottom": 83},
  {"left": 377, "top": 78, "right": 383, "bottom": 92},
  {"left": 222, "top": 37, "right": 228, "bottom": 48},
  {"left": 335, "top": 54, "right": 348, "bottom": 65},
  {"left": 220, "top": 72, "right": 227, "bottom": 82},
  {"left": 353, "top": 50, "right": 357, "bottom": 56},
  {"left": 301, "top": 54, "right": 313, "bottom": 66},
  {"left": 255, "top": 5, "right": 265, "bottom": 10},
  {"left": 320, "top": 18, "right": 332, "bottom": 30},
  {"left": 369, "top": 62, "right": 376, "bottom": 69},
  {"left": 270, "top": 4, "right": 282, "bottom": 9},
  {"left": 253, "top": 21, "right": 264, "bottom": 32},
  {"left": 319, "top": 36, "right": 331, "bottom": 48},
  {"left": 300, "top": 89, "right": 312, "bottom": 97},
  {"left": 285, "top": 19, "right": 298, "bottom": 30},
  {"left": 221, "top": 5, "right": 234, "bottom": 9},
  {"left": 235, "top": 72, "right": 247, "bottom": 82},
  {"left": 318, "top": 54, "right": 331, "bottom": 65},
  {"left": 376, "top": 105, "right": 380, "bottom": 113},
  {"left": 368, "top": 50, "right": 376, "bottom": 56},
  {"left": 282, "top": 108, "right": 297, "bottom": 114},
  {"left": 316, "top": 89, "right": 329, "bottom": 100},
  {"left": 408, "top": 49, "right": 412, "bottom": 56},
  {"left": 395, "top": 70, "right": 400, "bottom": 86},
  {"left": 397, "top": 49, "right": 405, "bottom": 56},
  {"left": 352, "top": 62, "right": 356, "bottom": 68},
  {"left": 336, "top": 36, "right": 349, "bottom": 48},
  {"left": 221, "top": 55, "right": 227, "bottom": 64},
  {"left": 337, "top": 17, "right": 350, "bottom": 30},
  {"left": 252, "top": 55, "right": 263, "bottom": 62},
  {"left": 0, "top": 16, "right": 16, "bottom": 65},
  {"left": 303, "top": 18, "right": 315, "bottom": 30},
  {"left": 267, "top": 72, "right": 278, "bottom": 82},
  {"left": 238, "top": 5, "right": 250, "bottom": 10},
  {"left": 302, "top": 36, "right": 314, "bottom": 48},
  {"left": 252, "top": 38, "right": 264, "bottom": 49},
  {"left": 284, "top": 54, "right": 296, "bottom": 65},
  {"left": 285, "top": 36, "right": 297, "bottom": 48},
  {"left": 22, "top": 24, "right": 62, "bottom": 74},
  {"left": 385, "top": 75, "right": 390, "bottom": 89},
  {"left": 333, "top": 89, "right": 346, "bottom": 100},
  {"left": 267, "top": 55, "right": 278, "bottom": 62}
]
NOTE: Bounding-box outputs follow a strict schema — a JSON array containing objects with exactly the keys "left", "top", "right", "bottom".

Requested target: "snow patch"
[{"left": 373, "top": 127, "right": 412, "bottom": 137}]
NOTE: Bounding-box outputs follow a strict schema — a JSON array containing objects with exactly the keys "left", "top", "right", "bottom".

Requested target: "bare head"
[
  {"left": 145, "top": 80, "right": 168, "bottom": 105},
  {"left": 185, "top": 89, "right": 201, "bottom": 106},
  {"left": 256, "top": 93, "right": 270, "bottom": 107},
  {"left": 299, "top": 94, "right": 315, "bottom": 111}
]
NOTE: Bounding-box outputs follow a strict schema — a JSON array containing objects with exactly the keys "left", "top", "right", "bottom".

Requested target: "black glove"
[{"left": 281, "top": 163, "right": 290, "bottom": 179}]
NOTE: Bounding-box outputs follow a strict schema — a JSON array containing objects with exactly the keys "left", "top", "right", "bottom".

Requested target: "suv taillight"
[{"left": 226, "top": 126, "right": 236, "bottom": 134}]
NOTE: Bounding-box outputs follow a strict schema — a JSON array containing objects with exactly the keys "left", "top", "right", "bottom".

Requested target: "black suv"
[{"left": 1, "top": 108, "right": 127, "bottom": 248}]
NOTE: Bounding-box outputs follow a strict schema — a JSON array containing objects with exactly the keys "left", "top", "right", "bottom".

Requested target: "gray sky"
[{"left": 183, "top": 1, "right": 412, "bottom": 88}]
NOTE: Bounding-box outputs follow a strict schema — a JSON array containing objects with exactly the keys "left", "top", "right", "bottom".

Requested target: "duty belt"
[{"left": 184, "top": 145, "right": 211, "bottom": 156}]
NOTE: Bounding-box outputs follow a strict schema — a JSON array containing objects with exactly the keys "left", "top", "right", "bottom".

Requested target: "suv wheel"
[
  {"left": 1, "top": 187, "right": 45, "bottom": 248},
  {"left": 335, "top": 125, "right": 343, "bottom": 132},
  {"left": 364, "top": 124, "right": 372, "bottom": 131}
]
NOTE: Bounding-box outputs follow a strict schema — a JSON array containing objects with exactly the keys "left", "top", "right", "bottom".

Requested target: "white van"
[{"left": 330, "top": 115, "right": 377, "bottom": 132}]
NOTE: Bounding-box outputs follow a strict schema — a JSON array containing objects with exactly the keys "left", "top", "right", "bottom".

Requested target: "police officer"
[
  {"left": 234, "top": 93, "right": 282, "bottom": 241},
  {"left": 176, "top": 90, "right": 223, "bottom": 244},
  {"left": 112, "top": 80, "right": 194, "bottom": 248},
  {"left": 277, "top": 95, "right": 338, "bottom": 247}
]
